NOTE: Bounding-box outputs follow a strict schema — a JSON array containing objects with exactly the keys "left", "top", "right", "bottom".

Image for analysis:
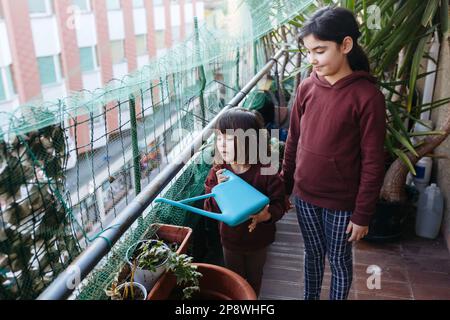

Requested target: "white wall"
[
  {"left": 133, "top": 8, "right": 147, "bottom": 35},
  {"left": 0, "top": 96, "right": 19, "bottom": 113},
  {"left": 82, "top": 70, "right": 102, "bottom": 91},
  {"left": 0, "top": 21, "right": 12, "bottom": 67},
  {"left": 183, "top": 1, "right": 204, "bottom": 24},
  {"left": 108, "top": 10, "right": 125, "bottom": 40},
  {"left": 170, "top": 4, "right": 180, "bottom": 27},
  {"left": 75, "top": 13, "right": 97, "bottom": 47},
  {"left": 30, "top": 16, "right": 61, "bottom": 57},
  {"left": 184, "top": 2, "right": 194, "bottom": 24},
  {"left": 137, "top": 55, "right": 149, "bottom": 69},
  {"left": 196, "top": 1, "right": 205, "bottom": 21},
  {"left": 157, "top": 48, "right": 167, "bottom": 58},
  {"left": 41, "top": 82, "right": 67, "bottom": 102},
  {"left": 92, "top": 124, "right": 107, "bottom": 149},
  {"left": 112, "top": 61, "right": 128, "bottom": 79}
]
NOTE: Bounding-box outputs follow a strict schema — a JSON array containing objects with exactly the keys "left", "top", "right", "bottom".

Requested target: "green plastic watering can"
[{"left": 154, "top": 169, "right": 270, "bottom": 227}]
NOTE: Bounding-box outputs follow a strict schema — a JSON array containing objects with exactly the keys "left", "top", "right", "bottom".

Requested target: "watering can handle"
[{"left": 154, "top": 194, "right": 225, "bottom": 219}]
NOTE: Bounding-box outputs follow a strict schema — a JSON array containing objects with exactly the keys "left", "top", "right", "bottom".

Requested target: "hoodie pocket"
[{"left": 296, "top": 146, "right": 346, "bottom": 195}]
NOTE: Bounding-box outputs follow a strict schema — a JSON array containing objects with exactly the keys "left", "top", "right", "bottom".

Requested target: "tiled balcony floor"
[{"left": 259, "top": 205, "right": 450, "bottom": 300}]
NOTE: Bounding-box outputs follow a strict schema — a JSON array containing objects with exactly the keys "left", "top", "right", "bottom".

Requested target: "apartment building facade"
[{"left": 0, "top": 0, "right": 204, "bottom": 153}]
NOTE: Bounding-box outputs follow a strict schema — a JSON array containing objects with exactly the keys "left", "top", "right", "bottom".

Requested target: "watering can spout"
[
  {"left": 154, "top": 195, "right": 226, "bottom": 222},
  {"left": 154, "top": 169, "right": 270, "bottom": 227}
]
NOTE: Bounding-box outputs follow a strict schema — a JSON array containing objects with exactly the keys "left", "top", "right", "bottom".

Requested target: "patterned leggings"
[{"left": 294, "top": 195, "right": 353, "bottom": 300}]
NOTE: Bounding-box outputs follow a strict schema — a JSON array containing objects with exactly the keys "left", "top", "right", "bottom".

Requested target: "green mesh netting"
[
  {"left": 75, "top": 144, "right": 215, "bottom": 300},
  {"left": 1, "top": 0, "right": 315, "bottom": 299}
]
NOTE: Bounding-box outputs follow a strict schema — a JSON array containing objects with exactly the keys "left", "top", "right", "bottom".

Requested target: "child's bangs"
[{"left": 215, "top": 109, "right": 262, "bottom": 134}]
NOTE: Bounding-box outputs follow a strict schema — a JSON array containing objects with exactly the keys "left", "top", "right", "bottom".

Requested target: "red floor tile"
[
  {"left": 354, "top": 278, "right": 413, "bottom": 299},
  {"left": 407, "top": 271, "right": 450, "bottom": 288},
  {"left": 411, "top": 284, "right": 450, "bottom": 300}
]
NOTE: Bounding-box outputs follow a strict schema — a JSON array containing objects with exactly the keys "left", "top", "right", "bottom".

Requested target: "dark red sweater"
[
  {"left": 204, "top": 163, "right": 286, "bottom": 252},
  {"left": 281, "top": 71, "right": 386, "bottom": 226}
]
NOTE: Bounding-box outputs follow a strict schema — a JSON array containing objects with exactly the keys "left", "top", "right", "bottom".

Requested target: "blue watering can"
[{"left": 154, "top": 169, "right": 269, "bottom": 227}]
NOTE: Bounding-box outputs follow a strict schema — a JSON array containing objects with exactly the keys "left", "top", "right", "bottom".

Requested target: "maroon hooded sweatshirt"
[{"left": 281, "top": 70, "right": 386, "bottom": 226}]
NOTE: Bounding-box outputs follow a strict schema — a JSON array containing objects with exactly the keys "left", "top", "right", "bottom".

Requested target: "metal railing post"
[{"left": 129, "top": 94, "right": 141, "bottom": 195}]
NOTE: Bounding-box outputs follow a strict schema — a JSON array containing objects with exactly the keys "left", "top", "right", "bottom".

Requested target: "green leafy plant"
[
  {"left": 166, "top": 252, "right": 202, "bottom": 300},
  {"left": 129, "top": 239, "right": 202, "bottom": 300},
  {"left": 133, "top": 240, "right": 170, "bottom": 272}
]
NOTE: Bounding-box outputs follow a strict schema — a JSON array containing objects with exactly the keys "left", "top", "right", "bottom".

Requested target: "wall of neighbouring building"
[{"left": 431, "top": 32, "right": 450, "bottom": 252}]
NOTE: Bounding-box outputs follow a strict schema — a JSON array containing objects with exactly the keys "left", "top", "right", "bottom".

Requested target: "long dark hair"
[{"left": 299, "top": 6, "right": 370, "bottom": 73}]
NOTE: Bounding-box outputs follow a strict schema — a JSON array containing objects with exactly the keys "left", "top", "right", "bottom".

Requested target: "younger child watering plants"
[
  {"left": 204, "top": 108, "right": 287, "bottom": 296},
  {"left": 281, "top": 7, "right": 387, "bottom": 300}
]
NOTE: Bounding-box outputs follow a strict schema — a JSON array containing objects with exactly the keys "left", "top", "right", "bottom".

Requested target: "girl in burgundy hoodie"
[
  {"left": 204, "top": 108, "right": 287, "bottom": 296},
  {"left": 281, "top": 7, "right": 386, "bottom": 300}
]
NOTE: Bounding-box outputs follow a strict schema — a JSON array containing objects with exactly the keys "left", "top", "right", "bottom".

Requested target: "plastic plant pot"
[
  {"left": 115, "top": 282, "right": 147, "bottom": 300},
  {"left": 126, "top": 239, "right": 170, "bottom": 291}
]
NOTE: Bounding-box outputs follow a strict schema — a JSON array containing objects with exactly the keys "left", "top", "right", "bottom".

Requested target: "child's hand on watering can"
[
  {"left": 285, "top": 195, "right": 293, "bottom": 211},
  {"left": 248, "top": 205, "right": 271, "bottom": 232},
  {"left": 216, "top": 169, "right": 229, "bottom": 184}
]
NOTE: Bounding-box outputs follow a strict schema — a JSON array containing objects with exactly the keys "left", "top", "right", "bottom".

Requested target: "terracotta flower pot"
[
  {"left": 151, "top": 223, "right": 192, "bottom": 254},
  {"left": 149, "top": 262, "right": 257, "bottom": 300}
]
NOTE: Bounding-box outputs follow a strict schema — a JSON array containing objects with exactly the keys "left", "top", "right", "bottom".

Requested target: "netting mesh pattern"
[{"left": 75, "top": 144, "right": 214, "bottom": 300}]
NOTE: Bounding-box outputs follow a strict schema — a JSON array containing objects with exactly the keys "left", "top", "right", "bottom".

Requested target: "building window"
[
  {"left": 37, "top": 56, "right": 61, "bottom": 86},
  {"left": 110, "top": 40, "right": 125, "bottom": 64},
  {"left": 28, "top": 0, "right": 52, "bottom": 15},
  {"left": 155, "top": 30, "right": 165, "bottom": 49},
  {"left": 153, "top": 0, "right": 164, "bottom": 6},
  {"left": 136, "top": 35, "right": 147, "bottom": 56},
  {"left": 72, "top": 0, "right": 90, "bottom": 12},
  {"left": 106, "top": 0, "right": 121, "bottom": 10},
  {"left": 79, "top": 46, "right": 97, "bottom": 72},
  {"left": 133, "top": 0, "right": 144, "bottom": 8}
]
